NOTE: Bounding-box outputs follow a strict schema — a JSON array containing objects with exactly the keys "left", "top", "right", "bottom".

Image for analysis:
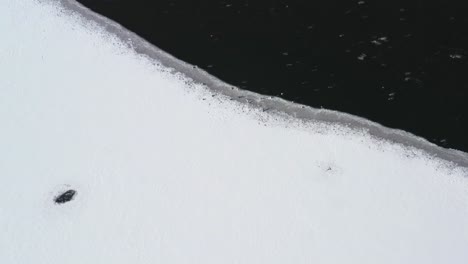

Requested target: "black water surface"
[{"left": 77, "top": 0, "right": 468, "bottom": 151}]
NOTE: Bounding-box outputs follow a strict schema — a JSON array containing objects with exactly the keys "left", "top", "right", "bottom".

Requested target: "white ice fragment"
[{"left": 450, "top": 53, "right": 464, "bottom": 60}]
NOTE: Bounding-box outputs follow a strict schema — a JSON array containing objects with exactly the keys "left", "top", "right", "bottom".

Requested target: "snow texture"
[{"left": 1, "top": 0, "right": 468, "bottom": 263}]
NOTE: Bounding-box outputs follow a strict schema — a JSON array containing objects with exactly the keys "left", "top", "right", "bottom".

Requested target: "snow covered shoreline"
[
  {"left": 1, "top": 0, "right": 467, "bottom": 263},
  {"left": 58, "top": 0, "right": 468, "bottom": 166}
]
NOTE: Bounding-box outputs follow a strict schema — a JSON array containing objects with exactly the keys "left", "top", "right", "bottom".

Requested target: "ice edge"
[{"left": 48, "top": 0, "right": 468, "bottom": 168}]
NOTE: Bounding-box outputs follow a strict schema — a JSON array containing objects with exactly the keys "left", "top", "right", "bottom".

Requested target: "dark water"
[{"left": 77, "top": 0, "right": 468, "bottom": 152}]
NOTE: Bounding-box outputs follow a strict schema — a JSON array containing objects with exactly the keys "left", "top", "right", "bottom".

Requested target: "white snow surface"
[{"left": 1, "top": 0, "right": 468, "bottom": 263}]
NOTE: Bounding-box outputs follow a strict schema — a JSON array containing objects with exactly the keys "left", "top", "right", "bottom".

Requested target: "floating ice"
[
  {"left": 357, "top": 53, "right": 367, "bottom": 60},
  {"left": 1, "top": 0, "right": 468, "bottom": 263},
  {"left": 450, "top": 53, "right": 465, "bottom": 60}
]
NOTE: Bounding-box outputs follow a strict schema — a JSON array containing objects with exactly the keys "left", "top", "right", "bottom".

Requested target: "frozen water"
[{"left": 1, "top": 0, "right": 468, "bottom": 263}]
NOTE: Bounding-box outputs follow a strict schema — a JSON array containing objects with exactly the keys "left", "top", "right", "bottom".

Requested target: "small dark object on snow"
[{"left": 54, "top": 189, "right": 76, "bottom": 204}]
